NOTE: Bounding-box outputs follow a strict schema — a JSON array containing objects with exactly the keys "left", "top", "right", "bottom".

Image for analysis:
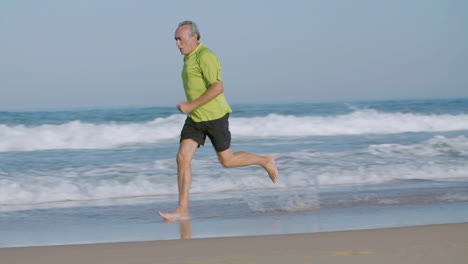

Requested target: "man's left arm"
[{"left": 177, "top": 81, "right": 224, "bottom": 114}]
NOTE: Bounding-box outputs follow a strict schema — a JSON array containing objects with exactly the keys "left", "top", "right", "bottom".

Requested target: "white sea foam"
[
  {"left": 1, "top": 110, "right": 468, "bottom": 152},
  {"left": 438, "top": 193, "right": 468, "bottom": 203},
  {"left": 368, "top": 135, "right": 468, "bottom": 157}
]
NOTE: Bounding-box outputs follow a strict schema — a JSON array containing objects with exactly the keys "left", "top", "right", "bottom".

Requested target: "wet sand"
[{"left": 2, "top": 222, "right": 467, "bottom": 264}]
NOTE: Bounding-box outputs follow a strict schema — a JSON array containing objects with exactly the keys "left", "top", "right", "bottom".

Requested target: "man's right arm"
[
  {"left": 177, "top": 81, "right": 224, "bottom": 113},
  {"left": 178, "top": 50, "right": 224, "bottom": 114}
]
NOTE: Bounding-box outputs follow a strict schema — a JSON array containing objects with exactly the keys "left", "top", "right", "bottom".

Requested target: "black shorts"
[{"left": 180, "top": 114, "right": 231, "bottom": 152}]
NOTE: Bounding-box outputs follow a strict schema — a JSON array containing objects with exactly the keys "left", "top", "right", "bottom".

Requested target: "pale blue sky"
[{"left": 1, "top": 0, "right": 467, "bottom": 110}]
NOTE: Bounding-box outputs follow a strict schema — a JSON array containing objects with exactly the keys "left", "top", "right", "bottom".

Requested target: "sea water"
[{"left": 1, "top": 98, "right": 468, "bottom": 247}]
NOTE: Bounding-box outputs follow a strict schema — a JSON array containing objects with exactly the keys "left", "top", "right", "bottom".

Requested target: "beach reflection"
[{"left": 178, "top": 220, "right": 192, "bottom": 239}]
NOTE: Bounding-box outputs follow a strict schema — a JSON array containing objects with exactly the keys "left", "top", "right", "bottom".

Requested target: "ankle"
[{"left": 175, "top": 207, "right": 189, "bottom": 214}]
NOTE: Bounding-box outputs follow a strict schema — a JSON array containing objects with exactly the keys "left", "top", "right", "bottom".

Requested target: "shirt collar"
[{"left": 186, "top": 43, "right": 204, "bottom": 57}]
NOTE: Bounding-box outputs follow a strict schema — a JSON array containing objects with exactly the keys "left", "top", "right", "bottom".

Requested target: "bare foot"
[
  {"left": 158, "top": 210, "right": 191, "bottom": 222},
  {"left": 265, "top": 155, "right": 279, "bottom": 183}
]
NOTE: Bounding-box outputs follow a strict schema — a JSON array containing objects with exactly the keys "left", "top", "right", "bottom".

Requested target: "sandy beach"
[{"left": 2, "top": 222, "right": 467, "bottom": 264}]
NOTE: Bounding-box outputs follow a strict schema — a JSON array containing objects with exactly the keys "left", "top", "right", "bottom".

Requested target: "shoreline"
[
  {"left": 2, "top": 222, "right": 467, "bottom": 263},
  {"left": 2, "top": 197, "right": 468, "bottom": 249}
]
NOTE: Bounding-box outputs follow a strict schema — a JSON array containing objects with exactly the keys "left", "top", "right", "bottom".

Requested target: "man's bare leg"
[
  {"left": 217, "top": 148, "right": 278, "bottom": 183},
  {"left": 158, "top": 139, "right": 198, "bottom": 221}
]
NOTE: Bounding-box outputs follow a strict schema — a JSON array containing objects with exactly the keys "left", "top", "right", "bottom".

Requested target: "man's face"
[{"left": 175, "top": 25, "right": 198, "bottom": 55}]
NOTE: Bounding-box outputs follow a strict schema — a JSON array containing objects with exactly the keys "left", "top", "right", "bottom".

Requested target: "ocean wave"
[
  {"left": 231, "top": 110, "right": 468, "bottom": 137},
  {"left": 1, "top": 142, "right": 467, "bottom": 208},
  {"left": 1, "top": 110, "right": 468, "bottom": 152},
  {"left": 0, "top": 114, "right": 185, "bottom": 152}
]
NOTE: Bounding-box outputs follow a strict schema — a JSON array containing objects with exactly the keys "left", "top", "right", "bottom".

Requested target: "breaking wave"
[{"left": 1, "top": 110, "right": 468, "bottom": 152}]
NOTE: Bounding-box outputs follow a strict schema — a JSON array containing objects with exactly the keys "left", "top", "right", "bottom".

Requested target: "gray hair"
[{"left": 178, "top": 20, "right": 200, "bottom": 40}]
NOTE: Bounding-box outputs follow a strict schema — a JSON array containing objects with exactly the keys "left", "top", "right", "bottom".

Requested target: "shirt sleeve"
[{"left": 198, "top": 51, "right": 222, "bottom": 86}]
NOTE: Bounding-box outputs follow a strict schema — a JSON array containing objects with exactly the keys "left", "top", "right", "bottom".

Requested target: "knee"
[
  {"left": 218, "top": 157, "right": 233, "bottom": 168},
  {"left": 177, "top": 152, "right": 192, "bottom": 165}
]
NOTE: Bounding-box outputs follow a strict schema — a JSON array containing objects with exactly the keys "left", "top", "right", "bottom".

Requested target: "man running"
[{"left": 158, "top": 21, "right": 278, "bottom": 221}]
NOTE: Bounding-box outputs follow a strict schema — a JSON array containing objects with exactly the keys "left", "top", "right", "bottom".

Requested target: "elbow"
[{"left": 213, "top": 81, "right": 224, "bottom": 94}]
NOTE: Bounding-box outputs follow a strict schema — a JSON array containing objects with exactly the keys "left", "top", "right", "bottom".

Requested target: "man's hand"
[
  {"left": 177, "top": 81, "right": 224, "bottom": 114},
  {"left": 177, "top": 102, "right": 194, "bottom": 114}
]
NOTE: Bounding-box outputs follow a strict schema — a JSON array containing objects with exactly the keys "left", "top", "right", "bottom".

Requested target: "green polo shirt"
[{"left": 182, "top": 43, "right": 232, "bottom": 122}]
